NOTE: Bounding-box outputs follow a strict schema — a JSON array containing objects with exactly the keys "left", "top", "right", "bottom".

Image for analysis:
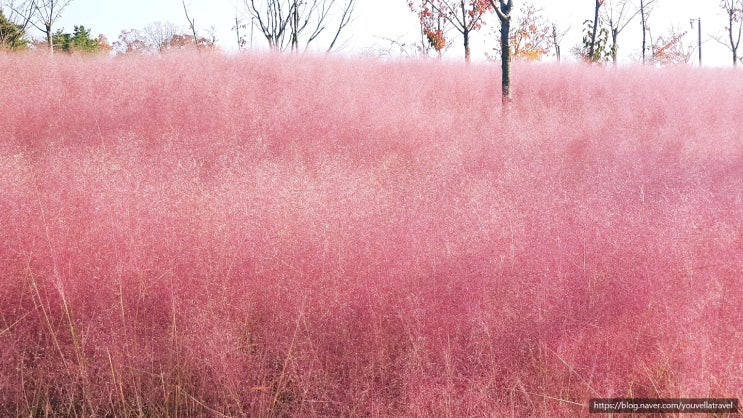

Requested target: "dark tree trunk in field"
[
  {"left": 463, "top": 29, "right": 470, "bottom": 63},
  {"left": 27, "top": 0, "right": 74, "bottom": 54},
  {"left": 727, "top": 6, "right": 741, "bottom": 66},
  {"left": 611, "top": 27, "right": 618, "bottom": 64},
  {"left": 640, "top": 0, "right": 648, "bottom": 64},
  {"left": 604, "top": 0, "right": 639, "bottom": 65},
  {"left": 589, "top": 0, "right": 601, "bottom": 58},
  {"left": 291, "top": 0, "right": 299, "bottom": 52},
  {"left": 500, "top": 11, "right": 510, "bottom": 104},
  {"left": 460, "top": 1, "right": 471, "bottom": 63},
  {"left": 45, "top": 22, "right": 53, "bottom": 53},
  {"left": 492, "top": 0, "right": 513, "bottom": 108},
  {"left": 640, "top": 0, "right": 647, "bottom": 64}
]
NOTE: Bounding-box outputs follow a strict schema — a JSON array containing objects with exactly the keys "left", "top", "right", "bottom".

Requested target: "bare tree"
[
  {"left": 551, "top": 23, "right": 569, "bottom": 62},
  {"left": 325, "top": 0, "right": 354, "bottom": 51},
  {"left": 244, "top": 0, "right": 356, "bottom": 52},
  {"left": 603, "top": 0, "right": 640, "bottom": 63},
  {"left": 182, "top": 0, "right": 218, "bottom": 49},
  {"left": 244, "top": 0, "right": 288, "bottom": 50},
  {"left": 362, "top": 35, "right": 427, "bottom": 58},
  {"left": 639, "top": 0, "right": 656, "bottom": 64},
  {"left": 113, "top": 29, "right": 149, "bottom": 54},
  {"left": 718, "top": 0, "right": 743, "bottom": 66},
  {"left": 142, "top": 21, "right": 179, "bottom": 52},
  {"left": 27, "top": 0, "right": 74, "bottom": 53},
  {"left": 113, "top": 22, "right": 214, "bottom": 54},
  {"left": 182, "top": 0, "right": 198, "bottom": 44}
]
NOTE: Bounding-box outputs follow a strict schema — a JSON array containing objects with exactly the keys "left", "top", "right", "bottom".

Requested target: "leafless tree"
[
  {"left": 603, "top": 0, "right": 640, "bottom": 63},
  {"left": 142, "top": 21, "right": 179, "bottom": 52},
  {"left": 243, "top": 0, "right": 356, "bottom": 52},
  {"left": 113, "top": 22, "right": 213, "bottom": 55},
  {"left": 232, "top": 14, "right": 247, "bottom": 49},
  {"left": 325, "top": 0, "right": 354, "bottom": 51},
  {"left": 182, "top": 0, "right": 198, "bottom": 44},
  {"left": 181, "top": 0, "right": 217, "bottom": 49},
  {"left": 113, "top": 29, "right": 149, "bottom": 54},
  {"left": 551, "top": 22, "right": 569, "bottom": 62},
  {"left": 639, "top": 0, "right": 656, "bottom": 64},
  {"left": 363, "top": 35, "right": 426, "bottom": 59},
  {"left": 28, "top": 0, "right": 74, "bottom": 53},
  {"left": 717, "top": 0, "right": 743, "bottom": 66}
]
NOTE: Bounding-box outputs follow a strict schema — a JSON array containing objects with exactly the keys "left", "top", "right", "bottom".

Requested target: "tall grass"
[{"left": 1, "top": 51, "right": 741, "bottom": 416}]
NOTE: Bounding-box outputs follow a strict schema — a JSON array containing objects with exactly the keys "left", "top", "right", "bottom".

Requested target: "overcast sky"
[{"left": 30, "top": 0, "right": 735, "bottom": 66}]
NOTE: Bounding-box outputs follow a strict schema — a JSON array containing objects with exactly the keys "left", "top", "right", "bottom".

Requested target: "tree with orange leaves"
[
  {"left": 407, "top": 0, "right": 492, "bottom": 62},
  {"left": 412, "top": 0, "right": 449, "bottom": 57},
  {"left": 489, "top": 2, "right": 551, "bottom": 62},
  {"left": 650, "top": 28, "right": 692, "bottom": 65}
]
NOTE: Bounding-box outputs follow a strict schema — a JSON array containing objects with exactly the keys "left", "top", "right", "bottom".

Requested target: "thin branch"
[
  {"left": 182, "top": 0, "right": 198, "bottom": 43},
  {"left": 326, "top": 0, "right": 355, "bottom": 52}
]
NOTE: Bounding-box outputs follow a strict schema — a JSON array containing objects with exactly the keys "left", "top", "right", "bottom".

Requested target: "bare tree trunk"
[
  {"left": 291, "top": 0, "right": 298, "bottom": 52},
  {"left": 611, "top": 27, "right": 618, "bottom": 64},
  {"left": 491, "top": 0, "right": 513, "bottom": 108},
  {"left": 640, "top": 0, "right": 647, "bottom": 64},
  {"left": 589, "top": 0, "right": 601, "bottom": 58},
  {"left": 45, "top": 22, "right": 53, "bottom": 53},
  {"left": 28, "top": 0, "right": 74, "bottom": 54},
  {"left": 552, "top": 24, "right": 561, "bottom": 62},
  {"left": 460, "top": 0, "right": 470, "bottom": 63},
  {"left": 727, "top": 8, "right": 740, "bottom": 66},
  {"left": 604, "top": 0, "right": 640, "bottom": 65},
  {"left": 182, "top": 0, "right": 199, "bottom": 47},
  {"left": 463, "top": 29, "right": 470, "bottom": 63},
  {"left": 500, "top": 12, "right": 510, "bottom": 105},
  {"left": 326, "top": 0, "right": 355, "bottom": 52},
  {"left": 246, "top": 0, "right": 355, "bottom": 52},
  {"left": 235, "top": 15, "right": 242, "bottom": 49}
]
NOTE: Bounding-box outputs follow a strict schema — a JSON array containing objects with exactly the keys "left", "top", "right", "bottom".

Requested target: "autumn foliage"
[
  {"left": 408, "top": 0, "right": 491, "bottom": 59},
  {"left": 489, "top": 3, "right": 552, "bottom": 61},
  {"left": 650, "top": 29, "right": 692, "bottom": 65},
  {"left": 0, "top": 52, "right": 741, "bottom": 416}
]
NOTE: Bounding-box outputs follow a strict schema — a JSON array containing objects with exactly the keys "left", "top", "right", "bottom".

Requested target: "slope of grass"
[{"left": 0, "top": 51, "right": 741, "bottom": 416}]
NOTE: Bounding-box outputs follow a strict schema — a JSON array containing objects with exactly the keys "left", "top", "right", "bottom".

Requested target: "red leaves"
[
  {"left": 424, "top": 28, "right": 446, "bottom": 51},
  {"left": 651, "top": 29, "right": 692, "bottom": 65},
  {"left": 489, "top": 3, "right": 552, "bottom": 61},
  {"left": 407, "top": 0, "right": 493, "bottom": 52}
]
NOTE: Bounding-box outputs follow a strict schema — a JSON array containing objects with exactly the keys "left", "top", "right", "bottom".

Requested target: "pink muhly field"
[{"left": 0, "top": 52, "right": 741, "bottom": 417}]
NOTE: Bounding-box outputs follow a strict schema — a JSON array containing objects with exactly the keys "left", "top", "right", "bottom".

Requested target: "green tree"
[
  {"left": 574, "top": 19, "right": 611, "bottom": 63},
  {"left": 52, "top": 25, "right": 101, "bottom": 53},
  {"left": 0, "top": 9, "right": 29, "bottom": 50}
]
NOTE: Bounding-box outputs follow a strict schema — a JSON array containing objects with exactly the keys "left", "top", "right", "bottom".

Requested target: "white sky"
[{"left": 21, "top": 0, "right": 734, "bottom": 66}]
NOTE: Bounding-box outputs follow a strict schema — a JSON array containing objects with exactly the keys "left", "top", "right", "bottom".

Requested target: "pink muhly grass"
[{"left": 0, "top": 51, "right": 741, "bottom": 416}]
